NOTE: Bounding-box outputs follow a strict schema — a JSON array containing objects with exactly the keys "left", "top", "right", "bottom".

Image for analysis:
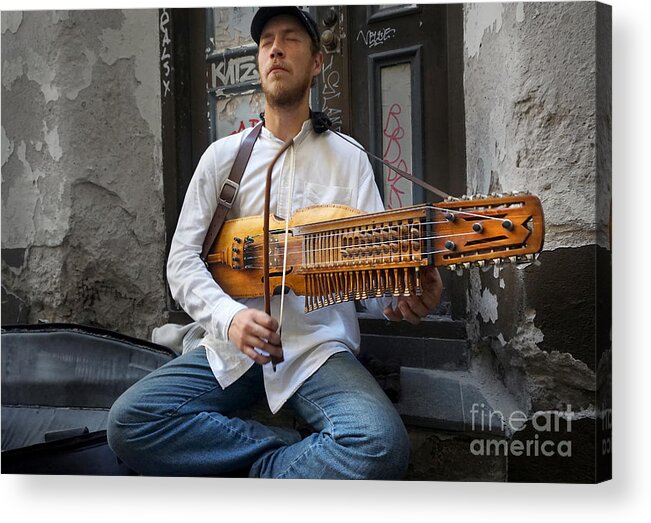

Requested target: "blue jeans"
[{"left": 107, "top": 348, "right": 410, "bottom": 479}]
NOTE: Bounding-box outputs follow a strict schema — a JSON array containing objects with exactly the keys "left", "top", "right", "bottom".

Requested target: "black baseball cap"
[{"left": 250, "top": 7, "right": 320, "bottom": 47}]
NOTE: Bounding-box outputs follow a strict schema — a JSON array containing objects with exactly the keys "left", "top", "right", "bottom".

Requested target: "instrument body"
[{"left": 206, "top": 193, "right": 544, "bottom": 312}]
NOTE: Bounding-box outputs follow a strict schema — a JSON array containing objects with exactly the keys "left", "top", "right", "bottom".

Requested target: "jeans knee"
[
  {"left": 106, "top": 390, "right": 157, "bottom": 467},
  {"left": 106, "top": 394, "right": 133, "bottom": 460},
  {"left": 370, "top": 419, "right": 410, "bottom": 479},
  {"left": 344, "top": 410, "right": 410, "bottom": 480}
]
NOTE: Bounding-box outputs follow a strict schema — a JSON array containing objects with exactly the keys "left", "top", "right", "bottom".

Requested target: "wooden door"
[{"left": 314, "top": 4, "right": 467, "bottom": 319}]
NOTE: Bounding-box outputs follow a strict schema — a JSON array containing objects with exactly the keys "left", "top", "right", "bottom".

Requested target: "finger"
[
  {"left": 398, "top": 300, "right": 421, "bottom": 325},
  {"left": 258, "top": 341, "right": 284, "bottom": 361},
  {"left": 242, "top": 334, "right": 284, "bottom": 360},
  {"left": 421, "top": 268, "right": 443, "bottom": 309},
  {"left": 404, "top": 294, "right": 430, "bottom": 318},
  {"left": 421, "top": 266, "right": 436, "bottom": 281},
  {"left": 383, "top": 306, "right": 403, "bottom": 321},
  {"left": 252, "top": 309, "right": 279, "bottom": 332},
  {"left": 250, "top": 324, "right": 281, "bottom": 346},
  {"left": 242, "top": 346, "right": 271, "bottom": 365}
]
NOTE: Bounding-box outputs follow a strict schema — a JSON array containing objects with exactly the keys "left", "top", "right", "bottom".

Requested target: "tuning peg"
[
  {"left": 462, "top": 262, "right": 471, "bottom": 270},
  {"left": 509, "top": 256, "right": 517, "bottom": 264},
  {"left": 448, "top": 263, "right": 457, "bottom": 271}
]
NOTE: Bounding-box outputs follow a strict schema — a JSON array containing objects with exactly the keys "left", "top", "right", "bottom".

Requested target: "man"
[{"left": 108, "top": 7, "right": 442, "bottom": 479}]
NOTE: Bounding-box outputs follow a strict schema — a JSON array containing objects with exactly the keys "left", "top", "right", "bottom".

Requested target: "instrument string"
[
  {"left": 243, "top": 220, "right": 495, "bottom": 251},
  {"left": 241, "top": 247, "right": 462, "bottom": 270},
  {"left": 293, "top": 207, "right": 512, "bottom": 240},
  {"left": 242, "top": 231, "right": 484, "bottom": 262},
  {"left": 424, "top": 204, "right": 516, "bottom": 222},
  {"left": 242, "top": 203, "right": 526, "bottom": 270},
  {"left": 243, "top": 209, "right": 514, "bottom": 244}
]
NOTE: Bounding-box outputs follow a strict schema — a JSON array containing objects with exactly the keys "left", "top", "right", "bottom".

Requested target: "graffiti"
[
  {"left": 230, "top": 118, "right": 260, "bottom": 135},
  {"left": 383, "top": 103, "right": 409, "bottom": 209},
  {"left": 212, "top": 55, "right": 259, "bottom": 88},
  {"left": 356, "top": 26, "right": 396, "bottom": 48},
  {"left": 321, "top": 55, "right": 343, "bottom": 130},
  {"left": 159, "top": 9, "right": 172, "bottom": 97},
  {"left": 321, "top": 56, "right": 341, "bottom": 98}
]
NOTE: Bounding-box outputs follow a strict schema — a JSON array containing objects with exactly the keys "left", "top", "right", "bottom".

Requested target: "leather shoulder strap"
[{"left": 201, "top": 123, "right": 263, "bottom": 261}]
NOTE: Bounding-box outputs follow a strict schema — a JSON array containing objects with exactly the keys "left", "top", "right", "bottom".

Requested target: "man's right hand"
[{"left": 227, "top": 309, "right": 283, "bottom": 365}]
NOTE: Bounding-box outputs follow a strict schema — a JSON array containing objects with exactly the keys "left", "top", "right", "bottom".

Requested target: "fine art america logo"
[{"left": 469, "top": 403, "right": 575, "bottom": 457}]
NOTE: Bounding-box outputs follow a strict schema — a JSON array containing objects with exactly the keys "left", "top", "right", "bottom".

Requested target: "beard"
[{"left": 261, "top": 68, "right": 313, "bottom": 109}]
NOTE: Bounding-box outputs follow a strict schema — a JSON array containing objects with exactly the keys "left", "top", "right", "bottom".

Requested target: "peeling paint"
[
  {"left": 2, "top": 10, "right": 167, "bottom": 339},
  {"left": 212, "top": 6, "right": 257, "bottom": 51},
  {"left": 514, "top": 307, "right": 544, "bottom": 348},
  {"left": 479, "top": 287, "right": 498, "bottom": 324},
  {"left": 464, "top": 3, "right": 505, "bottom": 59},
  {"left": 42, "top": 122, "right": 62, "bottom": 161},
  {"left": 516, "top": 3, "right": 525, "bottom": 23},
  {"left": 1, "top": 56, "right": 24, "bottom": 90},
  {"left": 488, "top": 307, "right": 596, "bottom": 410},
  {"left": 1, "top": 125, "right": 14, "bottom": 167},
  {"left": 3, "top": 141, "right": 39, "bottom": 247},
  {"left": 1, "top": 11, "right": 23, "bottom": 34},
  {"left": 99, "top": 10, "right": 161, "bottom": 136},
  {"left": 464, "top": 2, "right": 600, "bottom": 251},
  {"left": 24, "top": 47, "right": 59, "bottom": 102},
  {"left": 63, "top": 49, "right": 97, "bottom": 101}
]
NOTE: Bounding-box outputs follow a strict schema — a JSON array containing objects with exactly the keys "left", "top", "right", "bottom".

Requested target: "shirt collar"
[{"left": 260, "top": 118, "right": 314, "bottom": 146}]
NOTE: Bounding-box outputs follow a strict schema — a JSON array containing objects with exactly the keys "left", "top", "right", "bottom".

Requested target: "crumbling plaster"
[
  {"left": 2, "top": 10, "right": 166, "bottom": 338},
  {"left": 464, "top": 2, "right": 603, "bottom": 250},
  {"left": 463, "top": 3, "right": 604, "bottom": 414}
]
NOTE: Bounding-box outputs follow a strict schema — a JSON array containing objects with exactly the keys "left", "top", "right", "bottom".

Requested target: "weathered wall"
[
  {"left": 463, "top": 1, "right": 610, "bottom": 425},
  {"left": 1, "top": 10, "right": 167, "bottom": 339}
]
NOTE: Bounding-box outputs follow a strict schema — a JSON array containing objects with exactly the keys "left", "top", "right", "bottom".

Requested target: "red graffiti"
[
  {"left": 382, "top": 103, "right": 408, "bottom": 209},
  {"left": 230, "top": 118, "right": 260, "bottom": 135}
]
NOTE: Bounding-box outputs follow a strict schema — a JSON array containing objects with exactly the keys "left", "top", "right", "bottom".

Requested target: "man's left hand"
[{"left": 382, "top": 266, "right": 443, "bottom": 324}]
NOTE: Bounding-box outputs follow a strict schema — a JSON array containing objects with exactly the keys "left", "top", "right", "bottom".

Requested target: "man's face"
[{"left": 257, "top": 15, "right": 322, "bottom": 108}]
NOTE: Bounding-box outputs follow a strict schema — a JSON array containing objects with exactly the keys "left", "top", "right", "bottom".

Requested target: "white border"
[{"left": 1, "top": 1, "right": 649, "bottom": 521}]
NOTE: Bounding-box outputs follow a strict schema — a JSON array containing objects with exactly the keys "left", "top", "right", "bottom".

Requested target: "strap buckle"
[{"left": 218, "top": 179, "right": 240, "bottom": 209}]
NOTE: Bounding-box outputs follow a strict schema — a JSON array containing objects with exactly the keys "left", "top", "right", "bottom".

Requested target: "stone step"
[
  {"left": 396, "top": 367, "right": 507, "bottom": 437},
  {"left": 360, "top": 333, "right": 468, "bottom": 371},
  {"left": 358, "top": 315, "right": 467, "bottom": 340}
]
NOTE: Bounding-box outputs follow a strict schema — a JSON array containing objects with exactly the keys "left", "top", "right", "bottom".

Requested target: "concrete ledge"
[{"left": 396, "top": 367, "right": 507, "bottom": 436}]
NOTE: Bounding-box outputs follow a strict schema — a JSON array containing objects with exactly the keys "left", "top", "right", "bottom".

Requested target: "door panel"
[{"left": 350, "top": 4, "right": 454, "bottom": 202}]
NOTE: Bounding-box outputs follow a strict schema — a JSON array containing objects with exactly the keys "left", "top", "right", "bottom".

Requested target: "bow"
[{"left": 263, "top": 138, "right": 294, "bottom": 371}]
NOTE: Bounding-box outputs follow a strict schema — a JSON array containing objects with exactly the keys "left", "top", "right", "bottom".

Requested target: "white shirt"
[{"left": 167, "top": 119, "right": 392, "bottom": 413}]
